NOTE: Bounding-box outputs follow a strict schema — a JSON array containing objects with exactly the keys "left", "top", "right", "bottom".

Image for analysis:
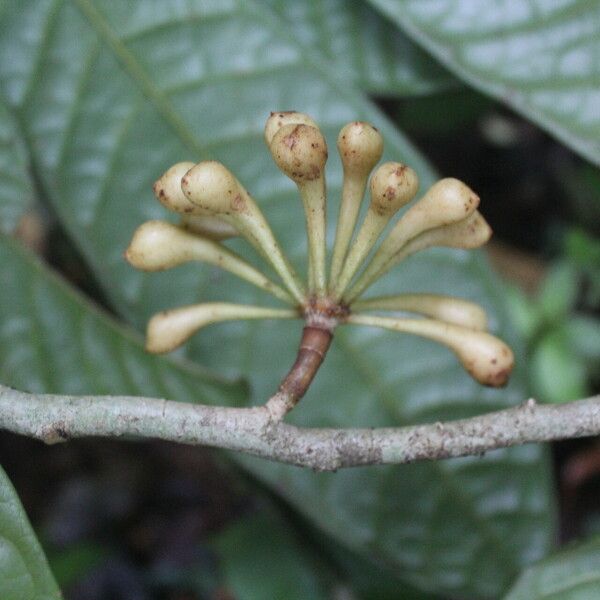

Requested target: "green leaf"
[
  {"left": 0, "top": 2, "right": 555, "bottom": 597},
  {"left": 0, "top": 463, "right": 61, "bottom": 600},
  {"left": 565, "top": 315, "right": 600, "bottom": 361},
  {"left": 564, "top": 228, "right": 600, "bottom": 270},
  {"left": 213, "top": 512, "right": 330, "bottom": 600},
  {"left": 531, "top": 328, "right": 588, "bottom": 404},
  {"left": 366, "top": 0, "right": 600, "bottom": 166},
  {"left": 265, "top": 0, "right": 453, "bottom": 95},
  {"left": 504, "top": 284, "right": 542, "bottom": 341},
  {"left": 324, "top": 537, "right": 440, "bottom": 600},
  {"left": 504, "top": 536, "right": 600, "bottom": 599},
  {"left": 538, "top": 261, "right": 579, "bottom": 322},
  {"left": 0, "top": 99, "right": 33, "bottom": 232}
]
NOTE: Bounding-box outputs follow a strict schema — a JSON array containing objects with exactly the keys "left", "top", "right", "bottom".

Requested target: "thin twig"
[{"left": 1, "top": 384, "right": 598, "bottom": 472}]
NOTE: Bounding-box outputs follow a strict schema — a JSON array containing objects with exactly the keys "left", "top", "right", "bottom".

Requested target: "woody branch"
[{"left": 1, "top": 384, "right": 598, "bottom": 472}]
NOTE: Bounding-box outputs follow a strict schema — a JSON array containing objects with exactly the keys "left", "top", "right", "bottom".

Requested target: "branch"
[{"left": 1, "top": 384, "right": 599, "bottom": 471}]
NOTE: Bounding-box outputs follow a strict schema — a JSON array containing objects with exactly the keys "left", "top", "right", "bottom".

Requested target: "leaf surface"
[
  {"left": 0, "top": 99, "right": 32, "bottom": 232},
  {"left": 213, "top": 513, "right": 330, "bottom": 600},
  {"left": 367, "top": 0, "right": 600, "bottom": 166},
  {"left": 265, "top": 0, "right": 453, "bottom": 95},
  {"left": 0, "top": 2, "right": 555, "bottom": 596},
  {"left": 505, "top": 536, "right": 600, "bottom": 599},
  {"left": 0, "top": 237, "right": 245, "bottom": 402},
  {"left": 0, "top": 463, "right": 61, "bottom": 600}
]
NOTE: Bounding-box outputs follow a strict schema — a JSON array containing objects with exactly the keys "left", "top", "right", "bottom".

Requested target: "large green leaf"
[
  {"left": 505, "top": 536, "right": 600, "bottom": 599},
  {"left": 265, "top": 0, "right": 453, "bottom": 95},
  {"left": 0, "top": 2, "right": 555, "bottom": 597},
  {"left": 367, "top": 0, "right": 600, "bottom": 166},
  {"left": 0, "top": 99, "right": 32, "bottom": 233},
  {"left": 0, "top": 463, "right": 61, "bottom": 600}
]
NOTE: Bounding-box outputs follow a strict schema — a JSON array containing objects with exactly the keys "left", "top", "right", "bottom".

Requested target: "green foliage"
[
  {"left": 507, "top": 254, "right": 600, "bottom": 404},
  {"left": 0, "top": 464, "right": 61, "bottom": 600},
  {"left": 212, "top": 505, "right": 437, "bottom": 600},
  {"left": 567, "top": 316, "right": 600, "bottom": 363},
  {"left": 0, "top": 237, "right": 245, "bottom": 401},
  {"left": 265, "top": 0, "right": 454, "bottom": 95},
  {"left": 504, "top": 536, "right": 600, "bottom": 599},
  {"left": 213, "top": 513, "right": 330, "bottom": 600},
  {"left": 531, "top": 328, "right": 588, "bottom": 403},
  {"left": 368, "top": 0, "right": 600, "bottom": 166},
  {"left": 564, "top": 228, "right": 600, "bottom": 307},
  {"left": 531, "top": 262, "right": 588, "bottom": 402},
  {"left": 538, "top": 263, "right": 580, "bottom": 324},
  {"left": 0, "top": 100, "right": 32, "bottom": 233},
  {"left": 322, "top": 535, "right": 438, "bottom": 600}
]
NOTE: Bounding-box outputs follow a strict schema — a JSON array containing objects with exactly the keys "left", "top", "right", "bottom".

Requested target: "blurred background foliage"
[{"left": 0, "top": 1, "right": 599, "bottom": 599}]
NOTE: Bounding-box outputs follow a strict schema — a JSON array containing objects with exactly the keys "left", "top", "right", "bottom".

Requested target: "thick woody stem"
[{"left": 265, "top": 325, "right": 333, "bottom": 420}]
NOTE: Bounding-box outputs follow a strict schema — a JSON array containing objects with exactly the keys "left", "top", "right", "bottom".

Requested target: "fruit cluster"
[{"left": 126, "top": 112, "right": 513, "bottom": 387}]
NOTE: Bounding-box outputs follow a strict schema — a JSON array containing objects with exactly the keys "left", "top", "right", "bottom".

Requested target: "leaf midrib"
[{"left": 72, "top": 0, "right": 208, "bottom": 159}]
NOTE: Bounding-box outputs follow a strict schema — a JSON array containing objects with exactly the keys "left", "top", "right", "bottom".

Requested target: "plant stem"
[
  {"left": 1, "top": 384, "right": 598, "bottom": 471},
  {"left": 352, "top": 293, "right": 487, "bottom": 330},
  {"left": 329, "top": 175, "right": 366, "bottom": 286},
  {"left": 299, "top": 178, "right": 327, "bottom": 296},
  {"left": 265, "top": 325, "right": 333, "bottom": 420}
]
